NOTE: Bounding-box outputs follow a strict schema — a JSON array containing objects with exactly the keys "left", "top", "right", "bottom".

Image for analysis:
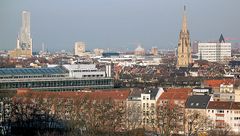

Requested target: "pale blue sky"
[{"left": 0, "top": 0, "right": 240, "bottom": 52}]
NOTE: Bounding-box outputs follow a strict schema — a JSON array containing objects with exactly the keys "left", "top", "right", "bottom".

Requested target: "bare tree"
[
  {"left": 185, "top": 110, "right": 212, "bottom": 136},
  {"left": 125, "top": 101, "right": 142, "bottom": 134},
  {"left": 207, "top": 122, "right": 232, "bottom": 136},
  {"left": 155, "top": 103, "right": 184, "bottom": 136}
]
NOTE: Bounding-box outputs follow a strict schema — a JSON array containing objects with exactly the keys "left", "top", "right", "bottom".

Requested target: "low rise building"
[
  {"left": 207, "top": 101, "right": 240, "bottom": 134},
  {"left": 0, "top": 64, "right": 113, "bottom": 91}
]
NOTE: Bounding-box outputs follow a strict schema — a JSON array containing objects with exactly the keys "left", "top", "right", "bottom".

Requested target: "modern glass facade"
[{"left": 0, "top": 78, "right": 113, "bottom": 91}]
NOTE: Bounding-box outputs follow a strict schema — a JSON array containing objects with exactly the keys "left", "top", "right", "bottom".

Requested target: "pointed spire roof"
[
  {"left": 219, "top": 34, "right": 225, "bottom": 43},
  {"left": 181, "top": 5, "right": 188, "bottom": 33}
]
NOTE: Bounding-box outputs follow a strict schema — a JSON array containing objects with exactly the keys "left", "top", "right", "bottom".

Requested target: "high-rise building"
[
  {"left": 9, "top": 11, "right": 32, "bottom": 58},
  {"left": 74, "top": 41, "right": 86, "bottom": 56},
  {"left": 198, "top": 34, "right": 231, "bottom": 62},
  {"left": 176, "top": 6, "right": 192, "bottom": 68},
  {"left": 151, "top": 47, "right": 158, "bottom": 56}
]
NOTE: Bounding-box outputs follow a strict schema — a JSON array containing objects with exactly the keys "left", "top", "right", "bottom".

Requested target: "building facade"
[
  {"left": 177, "top": 6, "right": 192, "bottom": 68},
  {"left": 0, "top": 64, "right": 113, "bottom": 91},
  {"left": 74, "top": 41, "right": 86, "bottom": 56},
  {"left": 198, "top": 34, "right": 231, "bottom": 62},
  {"left": 9, "top": 11, "right": 32, "bottom": 58}
]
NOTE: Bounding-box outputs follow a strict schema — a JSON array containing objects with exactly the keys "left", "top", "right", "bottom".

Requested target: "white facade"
[
  {"left": 63, "top": 64, "right": 106, "bottom": 78},
  {"left": 220, "top": 84, "right": 234, "bottom": 93},
  {"left": 17, "top": 11, "right": 32, "bottom": 52},
  {"left": 198, "top": 42, "right": 231, "bottom": 62},
  {"left": 141, "top": 88, "right": 164, "bottom": 126},
  {"left": 105, "top": 64, "right": 111, "bottom": 77},
  {"left": 207, "top": 108, "right": 240, "bottom": 134},
  {"left": 74, "top": 42, "right": 86, "bottom": 56}
]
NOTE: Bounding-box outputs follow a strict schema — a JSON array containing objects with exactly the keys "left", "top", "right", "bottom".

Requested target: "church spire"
[
  {"left": 176, "top": 5, "right": 192, "bottom": 68},
  {"left": 181, "top": 5, "right": 188, "bottom": 33}
]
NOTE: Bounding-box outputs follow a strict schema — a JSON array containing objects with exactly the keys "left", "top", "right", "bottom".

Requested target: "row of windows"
[
  {"left": 234, "top": 117, "right": 240, "bottom": 120},
  {"left": 73, "top": 70, "right": 97, "bottom": 72},
  {"left": 83, "top": 75, "right": 104, "bottom": 78},
  {"left": 143, "top": 110, "right": 155, "bottom": 116},
  {"left": 0, "top": 79, "right": 113, "bottom": 89},
  {"left": 142, "top": 103, "right": 155, "bottom": 108},
  {"left": 142, "top": 118, "right": 155, "bottom": 124},
  {"left": 142, "top": 96, "right": 149, "bottom": 100},
  {"left": 207, "top": 110, "right": 240, "bottom": 114},
  {"left": 0, "top": 74, "right": 66, "bottom": 79}
]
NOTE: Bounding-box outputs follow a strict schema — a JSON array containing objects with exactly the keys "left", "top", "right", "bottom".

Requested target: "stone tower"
[{"left": 176, "top": 6, "right": 192, "bottom": 68}]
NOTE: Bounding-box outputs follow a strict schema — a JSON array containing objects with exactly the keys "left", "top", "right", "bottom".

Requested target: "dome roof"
[{"left": 135, "top": 45, "right": 145, "bottom": 52}]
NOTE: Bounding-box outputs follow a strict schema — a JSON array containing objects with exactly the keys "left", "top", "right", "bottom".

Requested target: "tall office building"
[
  {"left": 17, "top": 11, "right": 32, "bottom": 51},
  {"left": 198, "top": 34, "right": 231, "bottom": 62},
  {"left": 9, "top": 11, "right": 32, "bottom": 58},
  {"left": 176, "top": 6, "right": 192, "bottom": 68}
]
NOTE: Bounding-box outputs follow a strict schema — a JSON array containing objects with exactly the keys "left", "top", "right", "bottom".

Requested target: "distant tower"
[
  {"left": 151, "top": 47, "right": 158, "bottom": 56},
  {"left": 176, "top": 6, "right": 192, "bottom": 68},
  {"left": 74, "top": 41, "right": 86, "bottom": 56},
  {"left": 17, "top": 11, "right": 32, "bottom": 54}
]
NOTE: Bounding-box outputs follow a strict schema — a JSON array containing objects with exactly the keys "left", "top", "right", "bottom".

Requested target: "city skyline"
[{"left": 1, "top": 0, "right": 240, "bottom": 52}]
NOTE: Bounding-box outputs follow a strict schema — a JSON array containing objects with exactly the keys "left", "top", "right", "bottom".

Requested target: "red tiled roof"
[
  {"left": 15, "top": 89, "right": 130, "bottom": 101},
  {"left": 207, "top": 101, "right": 232, "bottom": 109},
  {"left": 203, "top": 79, "right": 234, "bottom": 88},
  {"left": 230, "top": 102, "right": 240, "bottom": 110},
  {"left": 157, "top": 88, "right": 191, "bottom": 108},
  {"left": 165, "top": 88, "right": 192, "bottom": 94}
]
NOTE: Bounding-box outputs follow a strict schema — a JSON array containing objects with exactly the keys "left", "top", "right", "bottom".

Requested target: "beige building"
[
  {"left": 151, "top": 47, "right": 158, "bottom": 56},
  {"left": 8, "top": 49, "right": 32, "bottom": 58},
  {"left": 74, "top": 41, "right": 86, "bottom": 56},
  {"left": 207, "top": 101, "right": 240, "bottom": 134},
  {"left": 141, "top": 88, "right": 163, "bottom": 129},
  {"left": 234, "top": 88, "right": 240, "bottom": 102},
  {"left": 93, "top": 48, "right": 104, "bottom": 56},
  {"left": 177, "top": 6, "right": 192, "bottom": 68},
  {"left": 9, "top": 11, "right": 32, "bottom": 58},
  {"left": 134, "top": 45, "right": 145, "bottom": 56}
]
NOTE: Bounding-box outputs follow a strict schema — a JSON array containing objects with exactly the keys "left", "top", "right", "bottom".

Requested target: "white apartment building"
[
  {"left": 207, "top": 101, "right": 240, "bottom": 134},
  {"left": 141, "top": 88, "right": 163, "bottom": 127},
  {"left": 197, "top": 34, "right": 231, "bottom": 62}
]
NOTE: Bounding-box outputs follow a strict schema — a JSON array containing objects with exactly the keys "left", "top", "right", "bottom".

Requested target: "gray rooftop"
[
  {"left": 185, "top": 95, "right": 211, "bottom": 109},
  {"left": 143, "top": 88, "right": 159, "bottom": 100},
  {"left": 0, "top": 66, "right": 68, "bottom": 76}
]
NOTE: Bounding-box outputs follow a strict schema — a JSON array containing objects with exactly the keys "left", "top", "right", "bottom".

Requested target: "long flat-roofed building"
[{"left": 0, "top": 64, "right": 113, "bottom": 91}]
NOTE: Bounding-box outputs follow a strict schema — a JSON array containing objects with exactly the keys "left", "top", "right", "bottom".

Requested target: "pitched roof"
[
  {"left": 203, "top": 79, "right": 234, "bottom": 88},
  {"left": 165, "top": 88, "right": 192, "bottom": 94},
  {"left": 143, "top": 88, "right": 159, "bottom": 99},
  {"left": 219, "top": 34, "right": 225, "bottom": 43},
  {"left": 185, "top": 95, "right": 211, "bottom": 109},
  {"left": 128, "top": 88, "right": 143, "bottom": 100},
  {"left": 16, "top": 89, "right": 130, "bottom": 101},
  {"left": 207, "top": 101, "right": 232, "bottom": 109}
]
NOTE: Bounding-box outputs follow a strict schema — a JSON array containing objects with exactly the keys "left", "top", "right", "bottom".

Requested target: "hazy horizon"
[{"left": 1, "top": 0, "right": 240, "bottom": 52}]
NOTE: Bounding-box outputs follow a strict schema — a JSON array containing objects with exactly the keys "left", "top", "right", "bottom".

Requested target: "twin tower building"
[{"left": 9, "top": 8, "right": 192, "bottom": 68}]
